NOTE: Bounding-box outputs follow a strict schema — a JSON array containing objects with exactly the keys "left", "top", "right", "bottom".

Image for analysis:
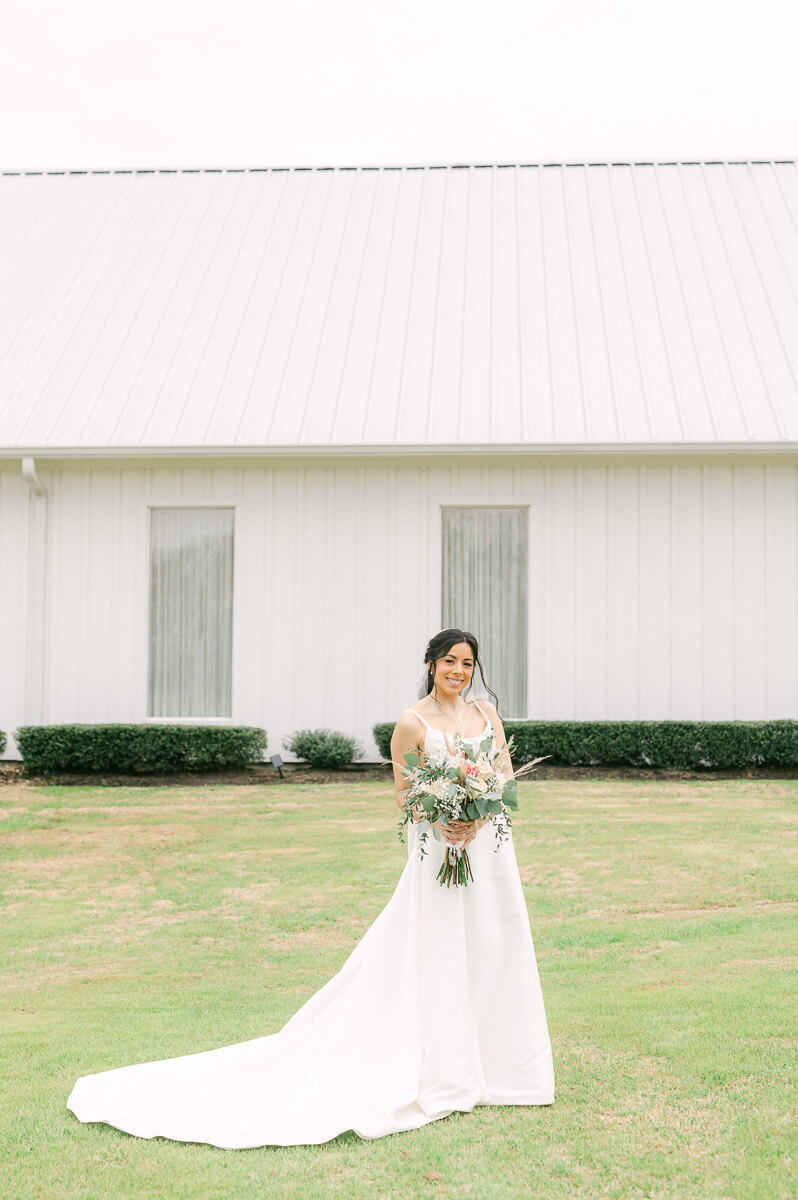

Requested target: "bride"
[{"left": 67, "top": 628, "right": 555, "bottom": 1148}]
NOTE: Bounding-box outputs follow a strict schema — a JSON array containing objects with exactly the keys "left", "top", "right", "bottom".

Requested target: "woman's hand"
[{"left": 436, "top": 819, "right": 484, "bottom": 846}]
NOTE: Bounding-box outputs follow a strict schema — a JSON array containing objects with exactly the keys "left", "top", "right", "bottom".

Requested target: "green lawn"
[{"left": 2, "top": 777, "right": 796, "bottom": 1200}]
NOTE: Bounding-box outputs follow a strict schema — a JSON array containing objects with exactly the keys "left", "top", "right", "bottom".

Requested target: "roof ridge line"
[{"left": 0, "top": 159, "right": 796, "bottom": 177}]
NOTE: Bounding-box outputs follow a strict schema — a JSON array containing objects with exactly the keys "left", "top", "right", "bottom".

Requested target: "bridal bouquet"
[{"left": 394, "top": 729, "right": 548, "bottom": 887}]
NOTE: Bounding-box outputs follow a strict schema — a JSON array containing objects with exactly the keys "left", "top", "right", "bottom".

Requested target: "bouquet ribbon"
[{"left": 437, "top": 841, "right": 474, "bottom": 888}]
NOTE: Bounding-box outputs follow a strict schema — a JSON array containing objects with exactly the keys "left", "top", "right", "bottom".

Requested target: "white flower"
[
  {"left": 474, "top": 758, "right": 493, "bottom": 780},
  {"left": 465, "top": 775, "right": 488, "bottom": 794}
]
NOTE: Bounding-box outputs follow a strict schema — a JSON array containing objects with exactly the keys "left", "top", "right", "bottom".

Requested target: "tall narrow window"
[
  {"left": 148, "top": 508, "right": 235, "bottom": 718},
  {"left": 441, "top": 506, "right": 528, "bottom": 717}
]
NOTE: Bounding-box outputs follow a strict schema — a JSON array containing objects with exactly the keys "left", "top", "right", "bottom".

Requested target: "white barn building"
[{"left": 1, "top": 160, "right": 797, "bottom": 762}]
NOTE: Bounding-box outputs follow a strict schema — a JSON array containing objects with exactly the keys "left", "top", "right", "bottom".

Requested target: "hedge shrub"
[
  {"left": 372, "top": 718, "right": 798, "bottom": 771},
  {"left": 13, "top": 724, "right": 267, "bottom": 775},
  {"left": 282, "top": 728, "right": 364, "bottom": 770},
  {"left": 0, "top": 730, "right": 6, "bottom": 755}
]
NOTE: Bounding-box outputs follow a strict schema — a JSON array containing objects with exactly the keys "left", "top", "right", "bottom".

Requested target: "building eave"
[{"left": 3, "top": 441, "right": 798, "bottom": 469}]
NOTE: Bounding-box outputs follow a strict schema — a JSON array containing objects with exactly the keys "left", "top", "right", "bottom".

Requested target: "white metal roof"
[{"left": 1, "top": 161, "right": 797, "bottom": 455}]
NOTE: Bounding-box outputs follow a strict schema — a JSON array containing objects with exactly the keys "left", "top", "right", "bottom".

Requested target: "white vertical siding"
[
  {"left": 766, "top": 466, "right": 798, "bottom": 714},
  {"left": 0, "top": 469, "right": 30, "bottom": 745},
  {"left": 671, "top": 467, "right": 704, "bottom": 714},
  {"left": 702, "top": 468, "right": 736, "bottom": 715},
  {"left": 2, "top": 457, "right": 798, "bottom": 761}
]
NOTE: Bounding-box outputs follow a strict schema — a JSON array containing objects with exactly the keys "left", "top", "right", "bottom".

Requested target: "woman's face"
[{"left": 429, "top": 642, "right": 475, "bottom": 697}]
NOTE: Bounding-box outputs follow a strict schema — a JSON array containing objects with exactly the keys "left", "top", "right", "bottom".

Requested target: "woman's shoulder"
[
  {"left": 393, "top": 704, "right": 427, "bottom": 729},
  {"left": 472, "top": 697, "right": 500, "bottom": 722},
  {"left": 391, "top": 706, "right": 426, "bottom": 749}
]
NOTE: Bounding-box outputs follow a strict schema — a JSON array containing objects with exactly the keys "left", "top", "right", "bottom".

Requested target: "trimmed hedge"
[
  {"left": 0, "top": 730, "right": 5, "bottom": 755},
  {"left": 372, "top": 719, "right": 798, "bottom": 771},
  {"left": 282, "top": 728, "right": 364, "bottom": 770},
  {"left": 13, "top": 724, "right": 267, "bottom": 775}
]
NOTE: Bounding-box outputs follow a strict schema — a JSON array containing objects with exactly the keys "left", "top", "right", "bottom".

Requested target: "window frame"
[
  {"left": 142, "top": 497, "right": 243, "bottom": 724},
  {"left": 427, "top": 494, "right": 535, "bottom": 720}
]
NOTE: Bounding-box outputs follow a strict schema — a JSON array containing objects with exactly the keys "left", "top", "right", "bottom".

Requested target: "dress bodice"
[{"left": 423, "top": 722, "right": 492, "bottom": 751}]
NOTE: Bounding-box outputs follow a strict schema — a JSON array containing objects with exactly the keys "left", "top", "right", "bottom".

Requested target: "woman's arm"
[
  {"left": 483, "top": 700, "right": 515, "bottom": 781},
  {"left": 390, "top": 713, "right": 424, "bottom": 813},
  {"left": 449, "top": 703, "right": 513, "bottom": 843},
  {"left": 390, "top": 714, "right": 472, "bottom": 844}
]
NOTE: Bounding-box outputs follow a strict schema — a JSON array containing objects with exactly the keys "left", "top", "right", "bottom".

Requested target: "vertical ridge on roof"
[
  {"left": 487, "top": 164, "right": 495, "bottom": 443},
  {"left": 563, "top": 164, "right": 590, "bottom": 438},
  {"left": 535, "top": 166, "right": 556, "bottom": 441},
  {"left": 456, "top": 166, "right": 472, "bottom": 444},
  {"left": 423, "top": 164, "right": 450, "bottom": 445},
  {"left": 725, "top": 162, "right": 794, "bottom": 439},
  {"left": 264, "top": 168, "right": 335, "bottom": 444},
  {"left": 588, "top": 165, "right": 623, "bottom": 439},
  {"left": 656, "top": 162, "right": 720, "bottom": 440},
  {"left": 392, "top": 165, "right": 427, "bottom": 445},
  {"left": 512, "top": 163, "right": 525, "bottom": 442},
  {"left": 136, "top": 173, "right": 252, "bottom": 444},
  {"left": 296, "top": 168, "right": 359, "bottom": 444},
  {"left": 629, "top": 165, "right": 687, "bottom": 439},
  {"left": 74, "top": 171, "right": 193, "bottom": 447},
  {"left": 711, "top": 163, "right": 786, "bottom": 440},
  {"left": 360, "top": 166, "right": 403, "bottom": 444},
  {"left": 239, "top": 169, "right": 312, "bottom": 444},
  {"left": 219, "top": 172, "right": 291, "bottom": 445},
  {"left": 607, "top": 164, "right": 654, "bottom": 439},
  {"left": 328, "top": 168, "right": 381, "bottom": 444}
]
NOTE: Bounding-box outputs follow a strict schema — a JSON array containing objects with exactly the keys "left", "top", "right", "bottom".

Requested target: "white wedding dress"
[{"left": 66, "top": 701, "right": 555, "bottom": 1148}]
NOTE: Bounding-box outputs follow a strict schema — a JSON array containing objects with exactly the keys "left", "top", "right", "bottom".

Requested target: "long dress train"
[{"left": 66, "top": 702, "right": 555, "bottom": 1147}]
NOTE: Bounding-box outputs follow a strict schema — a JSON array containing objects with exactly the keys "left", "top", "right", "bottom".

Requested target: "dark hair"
[{"left": 421, "top": 628, "right": 502, "bottom": 719}]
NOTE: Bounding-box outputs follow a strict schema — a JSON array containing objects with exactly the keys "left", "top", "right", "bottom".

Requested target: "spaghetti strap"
[{"left": 404, "top": 704, "right": 489, "bottom": 739}]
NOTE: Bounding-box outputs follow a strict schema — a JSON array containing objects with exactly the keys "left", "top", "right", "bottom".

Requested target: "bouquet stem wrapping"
[{"left": 436, "top": 843, "right": 474, "bottom": 888}]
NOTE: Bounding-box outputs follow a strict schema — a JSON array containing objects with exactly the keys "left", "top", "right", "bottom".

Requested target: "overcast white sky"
[{"left": 1, "top": 0, "right": 795, "bottom": 170}]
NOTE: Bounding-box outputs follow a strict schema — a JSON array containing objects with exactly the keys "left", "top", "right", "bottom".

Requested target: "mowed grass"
[{"left": 1, "top": 777, "right": 796, "bottom": 1200}]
